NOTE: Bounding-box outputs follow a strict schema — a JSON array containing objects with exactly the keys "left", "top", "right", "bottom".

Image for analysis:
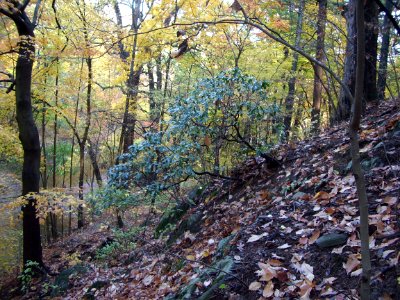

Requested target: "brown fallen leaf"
[
  {"left": 308, "top": 230, "right": 320, "bottom": 244},
  {"left": 249, "top": 281, "right": 261, "bottom": 291},
  {"left": 263, "top": 281, "right": 274, "bottom": 298},
  {"left": 343, "top": 254, "right": 360, "bottom": 274}
]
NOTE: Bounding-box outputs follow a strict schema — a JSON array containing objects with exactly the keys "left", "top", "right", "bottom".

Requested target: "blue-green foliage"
[
  {"left": 88, "top": 185, "right": 137, "bottom": 213},
  {"left": 107, "top": 68, "right": 280, "bottom": 202}
]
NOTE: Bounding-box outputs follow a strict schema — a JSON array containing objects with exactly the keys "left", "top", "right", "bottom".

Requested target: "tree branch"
[
  {"left": 192, "top": 170, "right": 242, "bottom": 181},
  {"left": 0, "top": 71, "right": 15, "bottom": 93},
  {"left": 20, "top": 0, "right": 31, "bottom": 11}
]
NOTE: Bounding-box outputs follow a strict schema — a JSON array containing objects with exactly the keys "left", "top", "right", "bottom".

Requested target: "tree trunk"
[
  {"left": 283, "top": 0, "right": 305, "bottom": 140},
  {"left": 311, "top": 0, "right": 327, "bottom": 134},
  {"left": 351, "top": 1, "right": 371, "bottom": 297},
  {"left": 53, "top": 61, "right": 59, "bottom": 188},
  {"left": 51, "top": 60, "right": 59, "bottom": 240},
  {"left": 41, "top": 87, "right": 48, "bottom": 189},
  {"left": 337, "top": 1, "right": 357, "bottom": 122},
  {"left": 77, "top": 142, "right": 85, "bottom": 228},
  {"left": 77, "top": 2, "right": 93, "bottom": 228},
  {"left": 115, "top": 0, "right": 142, "bottom": 154},
  {"left": 364, "top": 0, "right": 379, "bottom": 103},
  {"left": 0, "top": 6, "right": 44, "bottom": 266},
  {"left": 87, "top": 138, "right": 102, "bottom": 187},
  {"left": 156, "top": 55, "right": 163, "bottom": 90},
  {"left": 377, "top": 0, "right": 393, "bottom": 101},
  {"left": 148, "top": 62, "right": 159, "bottom": 126}
]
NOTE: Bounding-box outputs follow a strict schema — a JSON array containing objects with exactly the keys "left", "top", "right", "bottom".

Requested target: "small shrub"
[{"left": 18, "top": 260, "right": 39, "bottom": 293}]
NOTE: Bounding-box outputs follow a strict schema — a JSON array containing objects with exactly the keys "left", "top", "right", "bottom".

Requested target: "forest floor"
[{"left": 1, "top": 100, "right": 400, "bottom": 299}]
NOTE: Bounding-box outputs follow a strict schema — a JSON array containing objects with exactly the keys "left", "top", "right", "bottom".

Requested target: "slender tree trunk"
[
  {"left": 41, "top": 84, "right": 48, "bottom": 189},
  {"left": 77, "top": 142, "right": 85, "bottom": 228},
  {"left": 148, "top": 62, "right": 159, "bottom": 126},
  {"left": 53, "top": 61, "right": 59, "bottom": 188},
  {"left": 351, "top": 1, "right": 371, "bottom": 297},
  {"left": 156, "top": 55, "right": 163, "bottom": 90},
  {"left": 311, "top": 0, "right": 327, "bottom": 134},
  {"left": 377, "top": 0, "right": 393, "bottom": 101},
  {"left": 69, "top": 59, "right": 83, "bottom": 234},
  {"left": 87, "top": 138, "right": 102, "bottom": 187},
  {"left": 51, "top": 60, "right": 59, "bottom": 240},
  {"left": 283, "top": 0, "right": 305, "bottom": 140},
  {"left": 77, "top": 2, "right": 93, "bottom": 228}
]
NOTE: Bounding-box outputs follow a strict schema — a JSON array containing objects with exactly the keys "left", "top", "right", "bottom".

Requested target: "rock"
[
  {"left": 155, "top": 185, "right": 205, "bottom": 238},
  {"left": 52, "top": 264, "right": 88, "bottom": 296},
  {"left": 292, "top": 192, "right": 306, "bottom": 200},
  {"left": 316, "top": 233, "right": 348, "bottom": 248},
  {"left": 166, "top": 212, "right": 203, "bottom": 246}
]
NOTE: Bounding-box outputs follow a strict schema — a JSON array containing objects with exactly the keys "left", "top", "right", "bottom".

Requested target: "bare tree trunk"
[
  {"left": 364, "top": 0, "right": 378, "bottom": 103},
  {"left": 77, "top": 143, "right": 85, "bottom": 228},
  {"left": 377, "top": 0, "right": 393, "bottom": 101},
  {"left": 77, "top": 2, "right": 93, "bottom": 228},
  {"left": 69, "top": 59, "right": 83, "bottom": 234},
  {"left": 337, "top": 1, "right": 356, "bottom": 122},
  {"left": 311, "top": 0, "right": 327, "bottom": 134},
  {"left": 41, "top": 82, "right": 48, "bottom": 190},
  {"left": 0, "top": 3, "right": 44, "bottom": 267},
  {"left": 51, "top": 60, "right": 59, "bottom": 240},
  {"left": 283, "top": 0, "right": 305, "bottom": 140},
  {"left": 87, "top": 138, "right": 102, "bottom": 187},
  {"left": 351, "top": 1, "right": 371, "bottom": 297}
]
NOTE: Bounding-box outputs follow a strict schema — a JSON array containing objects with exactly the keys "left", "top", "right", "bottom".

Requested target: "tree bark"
[
  {"left": 0, "top": 2, "right": 44, "bottom": 266},
  {"left": 377, "top": 0, "right": 393, "bottom": 101},
  {"left": 364, "top": 0, "right": 379, "bottom": 103},
  {"left": 87, "top": 138, "right": 102, "bottom": 188},
  {"left": 311, "top": 0, "right": 327, "bottom": 134},
  {"left": 51, "top": 60, "right": 60, "bottom": 240},
  {"left": 351, "top": 0, "right": 371, "bottom": 297},
  {"left": 337, "top": 1, "right": 357, "bottom": 122},
  {"left": 283, "top": 0, "right": 305, "bottom": 140},
  {"left": 115, "top": 0, "right": 143, "bottom": 154}
]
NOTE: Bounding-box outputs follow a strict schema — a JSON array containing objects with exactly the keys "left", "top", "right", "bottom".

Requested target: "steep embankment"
[{"left": 3, "top": 100, "right": 399, "bottom": 299}]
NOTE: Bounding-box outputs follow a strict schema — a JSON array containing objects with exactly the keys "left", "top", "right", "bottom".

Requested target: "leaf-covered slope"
[{"left": 4, "top": 100, "right": 399, "bottom": 299}]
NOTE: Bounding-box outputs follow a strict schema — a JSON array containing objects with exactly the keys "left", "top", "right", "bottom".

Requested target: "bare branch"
[
  {"left": 0, "top": 71, "right": 15, "bottom": 93},
  {"left": 20, "top": 0, "right": 31, "bottom": 11}
]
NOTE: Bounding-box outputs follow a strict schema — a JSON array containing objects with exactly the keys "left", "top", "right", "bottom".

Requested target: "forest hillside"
[
  {"left": 1, "top": 99, "right": 398, "bottom": 299},
  {"left": 1, "top": 0, "right": 400, "bottom": 299}
]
